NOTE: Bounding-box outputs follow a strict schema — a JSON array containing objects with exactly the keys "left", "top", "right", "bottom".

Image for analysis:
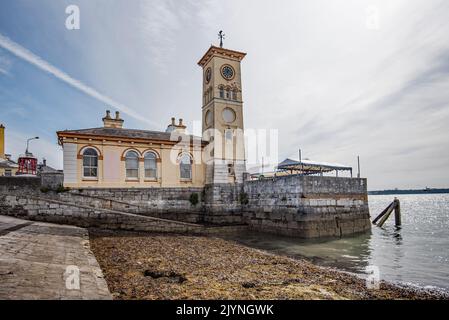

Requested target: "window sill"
[
  {"left": 82, "top": 177, "right": 98, "bottom": 181},
  {"left": 144, "top": 179, "right": 158, "bottom": 182},
  {"left": 125, "top": 178, "right": 140, "bottom": 182},
  {"left": 180, "top": 179, "right": 192, "bottom": 183}
]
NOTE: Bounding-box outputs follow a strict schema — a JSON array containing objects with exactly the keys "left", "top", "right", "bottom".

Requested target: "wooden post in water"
[
  {"left": 394, "top": 197, "right": 401, "bottom": 226},
  {"left": 377, "top": 202, "right": 396, "bottom": 227}
]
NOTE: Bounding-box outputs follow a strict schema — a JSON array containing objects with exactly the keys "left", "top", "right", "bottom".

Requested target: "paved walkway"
[{"left": 0, "top": 215, "right": 111, "bottom": 299}]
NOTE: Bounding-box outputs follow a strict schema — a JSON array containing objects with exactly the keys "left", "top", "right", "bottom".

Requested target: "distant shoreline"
[{"left": 368, "top": 188, "right": 449, "bottom": 195}]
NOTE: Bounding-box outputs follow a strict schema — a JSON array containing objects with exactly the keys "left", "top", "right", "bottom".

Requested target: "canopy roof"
[{"left": 277, "top": 158, "right": 352, "bottom": 175}]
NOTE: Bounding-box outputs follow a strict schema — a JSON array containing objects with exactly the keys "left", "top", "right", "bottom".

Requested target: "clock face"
[
  {"left": 222, "top": 108, "right": 236, "bottom": 123},
  {"left": 205, "top": 67, "right": 211, "bottom": 84},
  {"left": 221, "top": 65, "right": 235, "bottom": 80}
]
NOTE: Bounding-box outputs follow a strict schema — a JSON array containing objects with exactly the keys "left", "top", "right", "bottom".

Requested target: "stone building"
[
  {"left": 57, "top": 45, "right": 247, "bottom": 189},
  {"left": 49, "top": 42, "right": 371, "bottom": 238}
]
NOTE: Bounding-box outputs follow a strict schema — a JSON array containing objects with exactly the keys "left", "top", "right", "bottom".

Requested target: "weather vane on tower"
[{"left": 218, "top": 30, "right": 225, "bottom": 48}]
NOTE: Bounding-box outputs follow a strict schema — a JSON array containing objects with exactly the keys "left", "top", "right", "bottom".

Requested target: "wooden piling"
[
  {"left": 373, "top": 202, "right": 392, "bottom": 225},
  {"left": 373, "top": 198, "right": 402, "bottom": 227},
  {"left": 394, "top": 198, "right": 401, "bottom": 226},
  {"left": 377, "top": 202, "right": 395, "bottom": 227}
]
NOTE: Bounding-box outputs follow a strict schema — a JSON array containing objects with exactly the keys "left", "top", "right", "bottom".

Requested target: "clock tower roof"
[{"left": 197, "top": 45, "right": 246, "bottom": 67}]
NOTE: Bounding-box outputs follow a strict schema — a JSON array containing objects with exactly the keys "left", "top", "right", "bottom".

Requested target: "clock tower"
[{"left": 198, "top": 45, "right": 247, "bottom": 184}]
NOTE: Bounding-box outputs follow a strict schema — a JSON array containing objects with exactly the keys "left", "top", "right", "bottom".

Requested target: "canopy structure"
[{"left": 277, "top": 158, "right": 353, "bottom": 177}]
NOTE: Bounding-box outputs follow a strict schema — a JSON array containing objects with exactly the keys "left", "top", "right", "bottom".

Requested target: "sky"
[{"left": 0, "top": 0, "right": 448, "bottom": 190}]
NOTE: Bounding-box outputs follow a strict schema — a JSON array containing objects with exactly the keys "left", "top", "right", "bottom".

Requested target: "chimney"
[
  {"left": 103, "top": 109, "right": 124, "bottom": 128},
  {"left": 165, "top": 117, "right": 187, "bottom": 133},
  {"left": 0, "top": 124, "right": 5, "bottom": 159},
  {"left": 43, "top": 158, "right": 47, "bottom": 166}
]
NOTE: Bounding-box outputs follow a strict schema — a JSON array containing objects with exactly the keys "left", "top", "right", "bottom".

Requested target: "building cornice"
[
  {"left": 198, "top": 45, "right": 246, "bottom": 67},
  {"left": 56, "top": 132, "right": 208, "bottom": 147}
]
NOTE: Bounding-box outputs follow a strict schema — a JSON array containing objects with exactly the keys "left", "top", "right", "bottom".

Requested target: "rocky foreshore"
[{"left": 89, "top": 229, "right": 447, "bottom": 300}]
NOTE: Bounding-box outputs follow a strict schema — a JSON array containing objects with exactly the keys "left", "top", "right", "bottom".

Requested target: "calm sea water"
[{"left": 225, "top": 194, "right": 449, "bottom": 292}]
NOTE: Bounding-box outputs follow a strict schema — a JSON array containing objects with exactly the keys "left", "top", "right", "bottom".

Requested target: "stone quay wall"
[
  {"left": 0, "top": 193, "right": 246, "bottom": 235},
  {"left": 242, "top": 176, "right": 371, "bottom": 238},
  {"left": 0, "top": 175, "right": 372, "bottom": 238},
  {"left": 60, "top": 187, "right": 205, "bottom": 223},
  {"left": 40, "top": 171, "right": 64, "bottom": 189}
]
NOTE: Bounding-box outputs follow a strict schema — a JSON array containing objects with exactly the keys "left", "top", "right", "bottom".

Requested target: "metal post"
[
  {"left": 357, "top": 155, "right": 361, "bottom": 178},
  {"left": 25, "top": 137, "right": 39, "bottom": 156}
]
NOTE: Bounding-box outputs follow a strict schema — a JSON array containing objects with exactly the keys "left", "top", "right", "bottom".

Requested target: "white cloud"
[
  {"left": 0, "top": 52, "right": 12, "bottom": 75},
  {"left": 0, "top": 32, "right": 154, "bottom": 126}
]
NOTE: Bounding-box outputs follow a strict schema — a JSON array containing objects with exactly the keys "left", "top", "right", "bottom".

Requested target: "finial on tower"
[{"left": 218, "top": 30, "right": 225, "bottom": 48}]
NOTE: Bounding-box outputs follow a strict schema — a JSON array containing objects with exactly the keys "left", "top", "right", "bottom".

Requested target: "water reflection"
[
  {"left": 222, "top": 194, "right": 449, "bottom": 291},
  {"left": 222, "top": 230, "right": 374, "bottom": 274}
]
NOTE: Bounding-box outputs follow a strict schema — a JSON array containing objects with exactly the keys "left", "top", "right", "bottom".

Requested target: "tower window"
[
  {"left": 226, "top": 88, "right": 231, "bottom": 99},
  {"left": 219, "top": 87, "right": 224, "bottom": 98},
  {"left": 82, "top": 148, "right": 98, "bottom": 177},
  {"left": 232, "top": 90, "right": 238, "bottom": 100},
  {"left": 225, "top": 129, "right": 233, "bottom": 141},
  {"left": 125, "top": 150, "right": 139, "bottom": 179}
]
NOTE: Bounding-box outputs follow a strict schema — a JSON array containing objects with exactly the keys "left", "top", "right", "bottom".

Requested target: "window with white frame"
[
  {"left": 125, "top": 150, "right": 139, "bottom": 179},
  {"left": 144, "top": 152, "right": 157, "bottom": 179},
  {"left": 82, "top": 148, "right": 98, "bottom": 178},
  {"left": 179, "top": 154, "right": 192, "bottom": 180}
]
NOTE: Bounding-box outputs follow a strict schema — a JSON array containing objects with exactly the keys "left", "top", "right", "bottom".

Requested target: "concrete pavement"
[{"left": 0, "top": 215, "right": 111, "bottom": 299}]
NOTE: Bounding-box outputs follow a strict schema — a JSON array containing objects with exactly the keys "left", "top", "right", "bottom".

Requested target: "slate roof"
[
  {"left": 57, "top": 127, "right": 207, "bottom": 144},
  {"left": 0, "top": 158, "right": 18, "bottom": 169}
]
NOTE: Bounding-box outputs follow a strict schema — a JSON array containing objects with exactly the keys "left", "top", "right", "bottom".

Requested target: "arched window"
[
  {"left": 179, "top": 154, "right": 192, "bottom": 180},
  {"left": 232, "top": 89, "right": 238, "bottom": 100},
  {"left": 219, "top": 86, "right": 224, "bottom": 98},
  {"left": 144, "top": 152, "right": 157, "bottom": 179},
  {"left": 226, "top": 88, "right": 231, "bottom": 99},
  {"left": 83, "top": 148, "right": 98, "bottom": 177},
  {"left": 125, "top": 150, "right": 139, "bottom": 179}
]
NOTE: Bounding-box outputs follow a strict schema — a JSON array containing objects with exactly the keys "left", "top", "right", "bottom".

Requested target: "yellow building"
[
  {"left": 0, "top": 124, "right": 19, "bottom": 176},
  {"left": 57, "top": 44, "right": 247, "bottom": 188}
]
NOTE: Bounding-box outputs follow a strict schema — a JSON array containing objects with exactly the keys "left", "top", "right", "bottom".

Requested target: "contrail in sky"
[{"left": 0, "top": 32, "right": 153, "bottom": 126}]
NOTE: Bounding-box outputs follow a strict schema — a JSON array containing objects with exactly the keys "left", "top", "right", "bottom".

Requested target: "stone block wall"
[
  {"left": 202, "top": 183, "right": 243, "bottom": 224},
  {"left": 62, "top": 187, "right": 204, "bottom": 223},
  {"left": 242, "top": 176, "right": 371, "bottom": 238},
  {"left": 0, "top": 175, "right": 372, "bottom": 238},
  {"left": 0, "top": 176, "right": 41, "bottom": 192},
  {"left": 40, "top": 172, "right": 64, "bottom": 189},
  {"left": 0, "top": 193, "right": 204, "bottom": 234}
]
